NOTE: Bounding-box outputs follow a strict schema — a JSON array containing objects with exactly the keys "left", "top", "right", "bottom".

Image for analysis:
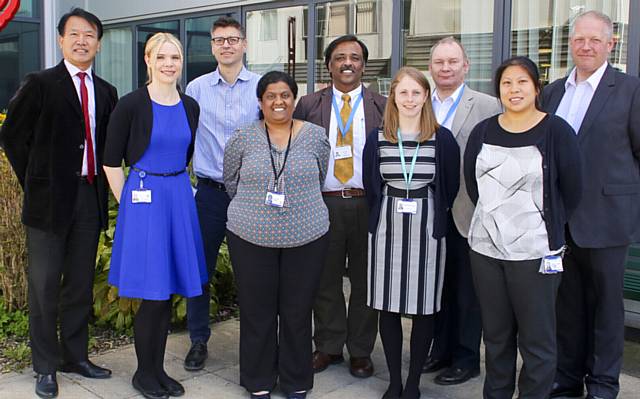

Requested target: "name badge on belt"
[
  {"left": 265, "top": 191, "right": 285, "bottom": 207},
  {"left": 396, "top": 199, "right": 417, "bottom": 214},
  {"left": 334, "top": 145, "right": 352, "bottom": 160},
  {"left": 539, "top": 255, "right": 563, "bottom": 274}
]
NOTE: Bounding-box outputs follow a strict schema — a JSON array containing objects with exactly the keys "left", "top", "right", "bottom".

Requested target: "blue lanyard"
[
  {"left": 439, "top": 85, "right": 465, "bottom": 127},
  {"left": 332, "top": 92, "right": 363, "bottom": 138},
  {"left": 397, "top": 129, "right": 420, "bottom": 198}
]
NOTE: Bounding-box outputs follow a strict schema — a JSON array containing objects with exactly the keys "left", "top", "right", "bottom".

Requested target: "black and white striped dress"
[{"left": 367, "top": 131, "right": 445, "bottom": 315}]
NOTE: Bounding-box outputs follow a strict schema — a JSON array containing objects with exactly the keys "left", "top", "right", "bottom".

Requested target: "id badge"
[
  {"left": 334, "top": 145, "right": 352, "bottom": 160},
  {"left": 539, "top": 255, "right": 563, "bottom": 274},
  {"left": 396, "top": 199, "right": 417, "bottom": 214},
  {"left": 132, "top": 189, "right": 152, "bottom": 204},
  {"left": 265, "top": 191, "right": 285, "bottom": 207}
]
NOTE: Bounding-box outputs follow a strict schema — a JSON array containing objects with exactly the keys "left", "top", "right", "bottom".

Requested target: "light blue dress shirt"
[{"left": 186, "top": 66, "right": 261, "bottom": 182}]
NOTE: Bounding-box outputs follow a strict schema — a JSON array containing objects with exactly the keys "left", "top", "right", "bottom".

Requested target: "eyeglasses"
[{"left": 211, "top": 36, "right": 243, "bottom": 46}]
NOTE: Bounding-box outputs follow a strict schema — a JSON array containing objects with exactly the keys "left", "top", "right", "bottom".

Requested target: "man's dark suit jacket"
[
  {"left": 542, "top": 64, "right": 640, "bottom": 248},
  {"left": 293, "top": 85, "right": 387, "bottom": 141},
  {"left": 1, "top": 61, "right": 118, "bottom": 233}
]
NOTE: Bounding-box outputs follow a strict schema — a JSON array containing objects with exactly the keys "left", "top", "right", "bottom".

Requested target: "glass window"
[
  {"left": 136, "top": 21, "right": 179, "bottom": 87},
  {"left": 315, "top": 0, "right": 393, "bottom": 94},
  {"left": 16, "top": 0, "right": 38, "bottom": 18},
  {"left": 511, "top": 0, "right": 629, "bottom": 84},
  {"left": 246, "top": 6, "right": 309, "bottom": 95},
  {"left": 0, "top": 21, "right": 40, "bottom": 109},
  {"left": 185, "top": 14, "right": 233, "bottom": 84},
  {"left": 95, "top": 27, "right": 133, "bottom": 96},
  {"left": 402, "top": 0, "right": 495, "bottom": 94}
]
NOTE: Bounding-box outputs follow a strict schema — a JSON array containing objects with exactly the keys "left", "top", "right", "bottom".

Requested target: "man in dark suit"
[
  {"left": 542, "top": 10, "right": 640, "bottom": 399},
  {"left": 0, "top": 8, "right": 118, "bottom": 398},
  {"left": 424, "top": 37, "right": 501, "bottom": 385},
  {"left": 293, "top": 34, "right": 386, "bottom": 378}
]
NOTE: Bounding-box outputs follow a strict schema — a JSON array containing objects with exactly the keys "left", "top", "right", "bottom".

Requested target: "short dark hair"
[
  {"left": 256, "top": 71, "right": 298, "bottom": 120},
  {"left": 57, "top": 8, "right": 103, "bottom": 40},
  {"left": 494, "top": 56, "right": 543, "bottom": 111},
  {"left": 211, "top": 16, "right": 245, "bottom": 38},
  {"left": 323, "top": 34, "right": 369, "bottom": 70}
]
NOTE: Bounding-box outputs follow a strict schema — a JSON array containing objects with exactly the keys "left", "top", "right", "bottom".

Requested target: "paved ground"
[{"left": 1, "top": 317, "right": 640, "bottom": 398}]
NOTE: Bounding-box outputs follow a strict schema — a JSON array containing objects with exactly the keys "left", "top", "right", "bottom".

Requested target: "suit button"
[
  {"left": 76, "top": 171, "right": 81, "bottom": 176},
  {"left": 79, "top": 144, "right": 84, "bottom": 150}
]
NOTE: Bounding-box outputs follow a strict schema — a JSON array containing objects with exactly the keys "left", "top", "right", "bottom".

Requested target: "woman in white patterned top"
[{"left": 223, "top": 71, "right": 330, "bottom": 399}]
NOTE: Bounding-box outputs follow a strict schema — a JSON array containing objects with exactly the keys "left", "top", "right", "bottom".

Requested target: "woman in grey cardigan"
[{"left": 223, "top": 71, "right": 330, "bottom": 399}]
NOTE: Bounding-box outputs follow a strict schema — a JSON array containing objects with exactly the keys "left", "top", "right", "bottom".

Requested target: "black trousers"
[
  {"left": 470, "top": 250, "right": 561, "bottom": 399},
  {"left": 313, "top": 196, "right": 378, "bottom": 358},
  {"left": 555, "top": 232, "right": 628, "bottom": 399},
  {"left": 26, "top": 182, "right": 101, "bottom": 374},
  {"left": 431, "top": 218, "right": 482, "bottom": 370},
  {"left": 227, "top": 231, "right": 329, "bottom": 394}
]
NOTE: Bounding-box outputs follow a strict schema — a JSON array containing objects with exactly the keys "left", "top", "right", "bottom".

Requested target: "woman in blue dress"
[{"left": 103, "top": 32, "right": 206, "bottom": 399}]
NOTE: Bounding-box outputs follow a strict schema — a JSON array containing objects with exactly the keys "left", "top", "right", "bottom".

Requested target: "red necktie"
[{"left": 77, "top": 72, "right": 95, "bottom": 184}]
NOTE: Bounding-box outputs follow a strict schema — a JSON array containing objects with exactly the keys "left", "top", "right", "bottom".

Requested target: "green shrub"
[{"left": 0, "top": 300, "right": 29, "bottom": 339}]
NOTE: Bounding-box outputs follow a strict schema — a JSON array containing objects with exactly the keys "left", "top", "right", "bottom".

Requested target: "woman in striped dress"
[{"left": 363, "top": 66, "right": 460, "bottom": 399}]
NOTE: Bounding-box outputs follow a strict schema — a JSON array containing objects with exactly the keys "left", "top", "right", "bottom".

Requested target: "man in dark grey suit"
[
  {"left": 1, "top": 8, "right": 117, "bottom": 398},
  {"left": 293, "top": 34, "right": 386, "bottom": 378},
  {"left": 542, "top": 11, "right": 640, "bottom": 399},
  {"left": 423, "top": 37, "right": 501, "bottom": 385}
]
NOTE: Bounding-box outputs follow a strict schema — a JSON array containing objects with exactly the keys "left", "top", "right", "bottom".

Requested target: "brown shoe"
[
  {"left": 312, "top": 350, "right": 344, "bottom": 373},
  {"left": 349, "top": 356, "right": 374, "bottom": 378}
]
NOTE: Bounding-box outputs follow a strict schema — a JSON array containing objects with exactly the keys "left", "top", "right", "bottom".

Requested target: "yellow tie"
[{"left": 335, "top": 94, "right": 354, "bottom": 183}]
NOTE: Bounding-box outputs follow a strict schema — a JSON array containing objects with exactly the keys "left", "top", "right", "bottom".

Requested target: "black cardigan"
[
  {"left": 463, "top": 114, "right": 583, "bottom": 251},
  {"left": 362, "top": 126, "right": 460, "bottom": 238},
  {"left": 103, "top": 86, "right": 200, "bottom": 167}
]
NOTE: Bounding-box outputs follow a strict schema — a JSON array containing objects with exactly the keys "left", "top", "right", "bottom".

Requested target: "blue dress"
[{"left": 108, "top": 101, "right": 207, "bottom": 300}]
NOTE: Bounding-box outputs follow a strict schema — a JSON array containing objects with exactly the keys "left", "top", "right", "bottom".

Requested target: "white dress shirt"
[
  {"left": 432, "top": 83, "right": 464, "bottom": 130},
  {"left": 324, "top": 85, "right": 366, "bottom": 191},
  {"left": 64, "top": 59, "right": 97, "bottom": 176},
  {"left": 556, "top": 61, "right": 608, "bottom": 134}
]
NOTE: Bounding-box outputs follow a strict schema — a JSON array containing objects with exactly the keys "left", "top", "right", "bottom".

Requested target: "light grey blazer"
[{"left": 449, "top": 85, "right": 502, "bottom": 238}]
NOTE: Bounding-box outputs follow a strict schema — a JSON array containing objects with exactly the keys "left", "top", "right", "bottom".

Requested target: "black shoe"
[
  {"left": 250, "top": 393, "right": 271, "bottom": 399},
  {"left": 159, "top": 374, "right": 185, "bottom": 397},
  {"left": 35, "top": 373, "right": 58, "bottom": 398},
  {"left": 133, "top": 372, "right": 169, "bottom": 399},
  {"left": 549, "top": 382, "right": 584, "bottom": 398},
  {"left": 184, "top": 342, "right": 208, "bottom": 371},
  {"left": 434, "top": 367, "right": 480, "bottom": 385},
  {"left": 421, "top": 357, "right": 450, "bottom": 374},
  {"left": 585, "top": 395, "right": 605, "bottom": 399},
  {"left": 287, "top": 391, "right": 307, "bottom": 399},
  {"left": 382, "top": 384, "right": 402, "bottom": 399},
  {"left": 59, "top": 360, "right": 112, "bottom": 379}
]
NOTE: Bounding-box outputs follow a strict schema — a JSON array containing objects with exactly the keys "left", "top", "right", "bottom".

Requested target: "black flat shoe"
[
  {"left": 382, "top": 384, "right": 402, "bottom": 399},
  {"left": 60, "top": 360, "right": 112, "bottom": 379},
  {"left": 159, "top": 374, "right": 185, "bottom": 397},
  {"left": 132, "top": 372, "right": 169, "bottom": 399},
  {"left": 549, "top": 382, "right": 584, "bottom": 398},
  {"left": 434, "top": 367, "right": 480, "bottom": 385},
  {"left": 250, "top": 392, "right": 271, "bottom": 398},
  {"left": 184, "top": 342, "right": 208, "bottom": 371},
  {"left": 35, "top": 373, "right": 58, "bottom": 398},
  {"left": 421, "top": 357, "right": 450, "bottom": 374}
]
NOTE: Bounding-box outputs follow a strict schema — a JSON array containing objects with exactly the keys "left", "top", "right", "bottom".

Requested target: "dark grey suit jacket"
[
  {"left": 293, "top": 85, "right": 387, "bottom": 140},
  {"left": 542, "top": 64, "right": 640, "bottom": 248}
]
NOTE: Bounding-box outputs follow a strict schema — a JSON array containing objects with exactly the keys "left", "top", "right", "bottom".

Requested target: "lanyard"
[
  {"left": 397, "top": 129, "right": 420, "bottom": 199},
  {"left": 439, "top": 85, "right": 465, "bottom": 127},
  {"left": 331, "top": 92, "right": 363, "bottom": 138},
  {"left": 264, "top": 121, "right": 293, "bottom": 191}
]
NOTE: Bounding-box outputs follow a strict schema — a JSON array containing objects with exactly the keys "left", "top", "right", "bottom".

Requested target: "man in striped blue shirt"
[{"left": 184, "top": 16, "right": 261, "bottom": 371}]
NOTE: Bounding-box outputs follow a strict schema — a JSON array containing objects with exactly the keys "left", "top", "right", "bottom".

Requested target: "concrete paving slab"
[{"left": 0, "top": 372, "right": 100, "bottom": 398}]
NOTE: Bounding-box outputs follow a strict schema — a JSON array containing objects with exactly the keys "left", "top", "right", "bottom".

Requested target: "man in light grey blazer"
[{"left": 423, "top": 36, "right": 502, "bottom": 386}]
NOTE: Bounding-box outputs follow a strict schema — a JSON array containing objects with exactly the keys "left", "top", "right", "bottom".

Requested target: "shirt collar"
[
  {"left": 211, "top": 65, "right": 251, "bottom": 86},
  {"left": 565, "top": 61, "right": 608, "bottom": 90},
  {"left": 64, "top": 59, "right": 93, "bottom": 81},
  {"left": 432, "top": 83, "right": 464, "bottom": 104},
  {"left": 333, "top": 84, "right": 363, "bottom": 100}
]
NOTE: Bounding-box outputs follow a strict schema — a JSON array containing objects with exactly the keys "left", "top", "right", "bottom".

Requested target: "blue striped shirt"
[{"left": 186, "top": 66, "right": 261, "bottom": 182}]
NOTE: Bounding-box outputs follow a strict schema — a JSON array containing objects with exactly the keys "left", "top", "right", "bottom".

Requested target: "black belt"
[
  {"left": 197, "top": 177, "right": 226, "bottom": 191},
  {"left": 385, "top": 185, "right": 431, "bottom": 199},
  {"left": 131, "top": 166, "right": 186, "bottom": 177}
]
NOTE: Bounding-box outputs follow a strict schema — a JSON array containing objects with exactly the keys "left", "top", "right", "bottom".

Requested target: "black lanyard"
[{"left": 264, "top": 121, "right": 293, "bottom": 191}]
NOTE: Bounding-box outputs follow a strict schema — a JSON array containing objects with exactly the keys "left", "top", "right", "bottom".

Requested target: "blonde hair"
[
  {"left": 144, "top": 32, "right": 184, "bottom": 84},
  {"left": 382, "top": 66, "right": 439, "bottom": 143}
]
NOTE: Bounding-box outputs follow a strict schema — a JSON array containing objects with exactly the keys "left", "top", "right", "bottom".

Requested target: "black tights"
[
  {"left": 379, "top": 311, "right": 434, "bottom": 399},
  {"left": 134, "top": 299, "right": 173, "bottom": 390}
]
